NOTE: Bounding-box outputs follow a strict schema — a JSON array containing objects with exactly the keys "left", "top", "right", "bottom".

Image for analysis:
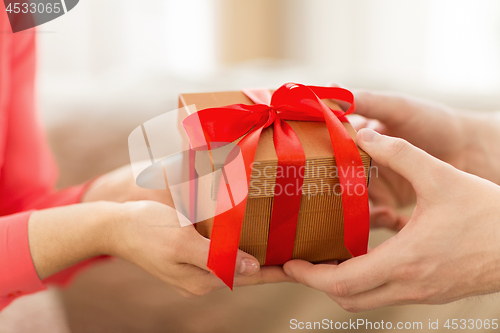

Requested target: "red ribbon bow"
[{"left": 183, "top": 83, "right": 369, "bottom": 288}]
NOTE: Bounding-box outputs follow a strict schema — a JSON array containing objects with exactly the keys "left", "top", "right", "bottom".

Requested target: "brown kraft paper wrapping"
[{"left": 178, "top": 90, "right": 371, "bottom": 265}]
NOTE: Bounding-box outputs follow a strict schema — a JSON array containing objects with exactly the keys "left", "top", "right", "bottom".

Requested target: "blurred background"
[
  {"left": 37, "top": 0, "right": 500, "bottom": 110},
  {"left": 21, "top": 0, "right": 500, "bottom": 332}
]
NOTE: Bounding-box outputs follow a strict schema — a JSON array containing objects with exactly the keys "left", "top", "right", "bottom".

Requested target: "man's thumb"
[{"left": 356, "top": 128, "right": 442, "bottom": 189}]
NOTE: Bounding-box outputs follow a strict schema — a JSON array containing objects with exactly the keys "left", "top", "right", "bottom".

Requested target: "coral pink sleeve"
[
  {"left": 0, "top": 211, "right": 46, "bottom": 310},
  {"left": 0, "top": 6, "right": 108, "bottom": 310}
]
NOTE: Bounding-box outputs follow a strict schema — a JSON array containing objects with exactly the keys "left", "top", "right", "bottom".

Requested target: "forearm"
[
  {"left": 28, "top": 201, "right": 120, "bottom": 279},
  {"left": 460, "top": 110, "right": 500, "bottom": 184}
]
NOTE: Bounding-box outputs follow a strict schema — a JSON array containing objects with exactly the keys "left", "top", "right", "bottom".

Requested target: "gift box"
[{"left": 179, "top": 83, "right": 371, "bottom": 287}]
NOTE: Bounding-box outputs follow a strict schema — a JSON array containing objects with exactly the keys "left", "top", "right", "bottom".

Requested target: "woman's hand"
[
  {"left": 284, "top": 129, "right": 500, "bottom": 312},
  {"left": 107, "top": 200, "right": 292, "bottom": 297},
  {"left": 29, "top": 201, "right": 292, "bottom": 299},
  {"left": 81, "top": 164, "right": 173, "bottom": 206},
  {"left": 348, "top": 91, "right": 500, "bottom": 230}
]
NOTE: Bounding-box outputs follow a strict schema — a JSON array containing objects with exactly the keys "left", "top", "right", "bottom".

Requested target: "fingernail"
[
  {"left": 239, "top": 258, "right": 259, "bottom": 276},
  {"left": 359, "top": 128, "right": 379, "bottom": 143}
]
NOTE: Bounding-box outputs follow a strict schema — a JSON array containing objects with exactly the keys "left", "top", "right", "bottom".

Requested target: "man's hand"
[
  {"left": 283, "top": 129, "right": 500, "bottom": 312},
  {"left": 349, "top": 91, "right": 500, "bottom": 230}
]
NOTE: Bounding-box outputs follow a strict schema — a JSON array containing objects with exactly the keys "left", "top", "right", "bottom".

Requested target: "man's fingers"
[
  {"left": 284, "top": 248, "right": 393, "bottom": 297},
  {"left": 366, "top": 171, "right": 400, "bottom": 207},
  {"left": 330, "top": 283, "right": 404, "bottom": 313},
  {"left": 348, "top": 115, "right": 386, "bottom": 135},
  {"left": 346, "top": 114, "right": 369, "bottom": 131},
  {"left": 353, "top": 90, "right": 414, "bottom": 126},
  {"left": 283, "top": 260, "right": 335, "bottom": 292},
  {"left": 328, "top": 83, "right": 352, "bottom": 111},
  {"left": 325, "top": 252, "right": 392, "bottom": 295},
  {"left": 357, "top": 129, "right": 447, "bottom": 193},
  {"left": 370, "top": 206, "right": 410, "bottom": 231}
]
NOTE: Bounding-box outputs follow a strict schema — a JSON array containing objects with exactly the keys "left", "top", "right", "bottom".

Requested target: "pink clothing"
[{"left": 1, "top": 6, "right": 105, "bottom": 310}]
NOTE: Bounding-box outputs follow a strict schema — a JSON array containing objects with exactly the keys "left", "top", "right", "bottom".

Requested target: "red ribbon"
[{"left": 183, "top": 83, "right": 369, "bottom": 288}]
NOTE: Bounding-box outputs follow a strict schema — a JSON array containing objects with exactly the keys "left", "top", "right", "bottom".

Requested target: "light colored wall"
[
  {"left": 218, "top": 0, "right": 282, "bottom": 63},
  {"left": 36, "top": 0, "right": 500, "bottom": 127}
]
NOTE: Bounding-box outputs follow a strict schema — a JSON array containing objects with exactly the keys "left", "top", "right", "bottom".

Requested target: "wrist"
[
  {"left": 88, "top": 201, "right": 124, "bottom": 256},
  {"left": 102, "top": 201, "right": 142, "bottom": 260},
  {"left": 104, "top": 201, "right": 171, "bottom": 263},
  {"left": 458, "top": 110, "right": 500, "bottom": 184},
  {"left": 28, "top": 201, "right": 121, "bottom": 279}
]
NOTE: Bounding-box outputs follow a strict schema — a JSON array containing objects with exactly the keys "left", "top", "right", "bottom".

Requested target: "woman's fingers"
[
  {"left": 173, "top": 263, "right": 295, "bottom": 298},
  {"left": 234, "top": 266, "right": 296, "bottom": 286},
  {"left": 178, "top": 229, "right": 211, "bottom": 270},
  {"left": 181, "top": 228, "right": 260, "bottom": 277},
  {"left": 170, "top": 263, "right": 229, "bottom": 297},
  {"left": 234, "top": 249, "right": 261, "bottom": 276}
]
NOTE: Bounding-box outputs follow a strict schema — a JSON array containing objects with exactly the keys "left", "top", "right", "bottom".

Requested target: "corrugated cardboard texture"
[{"left": 179, "top": 90, "right": 370, "bottom": 265}]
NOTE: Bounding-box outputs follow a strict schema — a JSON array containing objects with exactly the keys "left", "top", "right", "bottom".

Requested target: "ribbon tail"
[
  {"left": 207, "top": 197, "right": 248, "bottom": 289},
  {"left": 322, "top": 114, "right": 369, "bottom": 257},
  {"left": 207, "top": 125, "right": 265, "bottom": 288}
]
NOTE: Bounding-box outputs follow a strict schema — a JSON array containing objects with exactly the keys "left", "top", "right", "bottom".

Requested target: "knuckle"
[
  {"left": 394, "top": 262, "right": 422, "bottom": 281},
  {"left": 255, "top": 271, "right": 266, "bottom": 285},
  {"left": 291, "top": 271, "right": 307, "bottom": 286},
  {"left": 387, "top": 138, "right": 410, "bottom": 160},
  {"left": 329, "top": 280, "right": 351, "bottom": 297},
  {"left": 242, "top": 270, "right": 266, "bottom": 286}
]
